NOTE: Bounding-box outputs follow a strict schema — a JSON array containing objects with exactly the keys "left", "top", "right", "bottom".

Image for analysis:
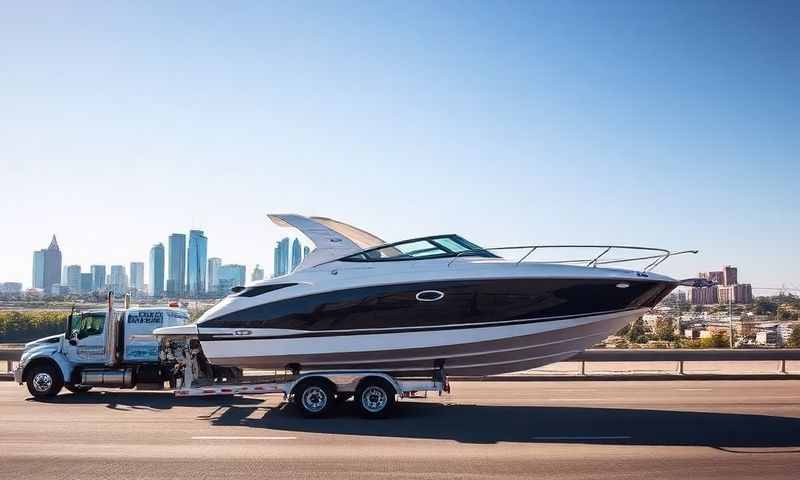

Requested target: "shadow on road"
[
  {"left": 207, "top": 401, "right": 800, "bottom": 448},
  {"left": 25, "top": 391, "right": 263, "bottom": 411}
]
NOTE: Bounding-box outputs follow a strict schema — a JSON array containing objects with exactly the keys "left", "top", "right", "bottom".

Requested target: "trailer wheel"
[
  {"left": 293, "top": 379, "right": 335, "bottom": 418},
  {"left": 355, "top": 378, "right": 396, "bottom": 419},
  {"left": 26, "top": 363, "right": 63, "bottom": 399},
  {"left": 64, "top": 384, "right": 93, "bottom": 394}
]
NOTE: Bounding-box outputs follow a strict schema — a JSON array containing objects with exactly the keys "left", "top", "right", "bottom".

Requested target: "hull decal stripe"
[{"left": 199, "top": 307, "right": 640, "bottom": 341}]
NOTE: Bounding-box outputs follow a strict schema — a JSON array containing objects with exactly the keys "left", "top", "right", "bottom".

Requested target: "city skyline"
[
  {"left": 17, "top": 229, "right": 313, "bottom": 296},
  {"left": 1, "top": 2, "right": 798, "bottom": 290}
]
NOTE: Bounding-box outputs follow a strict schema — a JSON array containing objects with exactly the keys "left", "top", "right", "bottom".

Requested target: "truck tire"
[
  {"left": 293, "top": 378, "right": 335, "bottom": 418},
  {"left": 26, "top": 363, "right": 64, "bottom": 399},
  {"left": 64, "top": 384, "right": 93, "bottom": 394},
  {"left": 355, "top": 377, "right": 396, "bottom": 419}
]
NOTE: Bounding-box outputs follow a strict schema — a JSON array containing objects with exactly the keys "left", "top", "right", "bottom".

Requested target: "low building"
[
  {"left": 0, "top": 282, "right": 23, "bottom": 294},
  {"left": 778, "top": 322, "right": 800, "bottom": 345},
  {"left": 754, "top": 323, "right": 780, "bottom": 346}
]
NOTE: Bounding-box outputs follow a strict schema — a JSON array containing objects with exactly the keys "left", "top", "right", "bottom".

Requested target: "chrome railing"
[{"left": 447, "top": 245, "right": 698, "bottom": 271}]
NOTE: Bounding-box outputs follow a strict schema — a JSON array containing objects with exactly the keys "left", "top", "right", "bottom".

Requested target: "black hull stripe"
[{"left": 198, "top": 307, "right": 641, "bottom": 341}]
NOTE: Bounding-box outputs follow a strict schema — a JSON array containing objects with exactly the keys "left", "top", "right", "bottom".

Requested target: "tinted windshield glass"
[{"left": 342, "top": 235, "right": 495, "bottom": 262}]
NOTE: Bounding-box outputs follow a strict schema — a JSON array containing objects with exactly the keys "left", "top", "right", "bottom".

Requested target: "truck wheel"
[
  {"left": 64, "top": 384, "right": 93, "bottom": 394},
  {"left": 293, "top": 379, "right": 335, "bottom": 418},
  {"left": 355, "top": 378, "right": 396, "bottom": 419},
  {"left": 26, "top": 363, "right": 64, "bottom": 399}
]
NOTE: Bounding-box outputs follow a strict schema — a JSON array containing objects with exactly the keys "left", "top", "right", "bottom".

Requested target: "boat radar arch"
[{"left": 267, "top": 214, "right": 384, "bottom": 271}]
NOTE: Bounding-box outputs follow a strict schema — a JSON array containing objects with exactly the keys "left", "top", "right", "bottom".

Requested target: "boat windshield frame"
[{"left": 338, "top": 234, "right": 499, "bottom": 263}]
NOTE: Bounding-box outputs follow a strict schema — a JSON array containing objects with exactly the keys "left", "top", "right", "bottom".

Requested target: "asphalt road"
[{"left": 1, "top": 380, "right": 799, "bottom": 479}]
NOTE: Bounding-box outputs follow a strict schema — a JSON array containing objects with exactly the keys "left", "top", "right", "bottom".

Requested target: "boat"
[{"left": 155, "top": 214, "right": 700, "bottom": 377}]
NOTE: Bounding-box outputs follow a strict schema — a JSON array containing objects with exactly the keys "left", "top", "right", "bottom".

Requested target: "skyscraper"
[
  {"left": 218, "top": 264, "right": 246, "bottom": 292},
  {"left": 167, "top": 233, "right": 186, "bottom": 296},
  {"left": 149, "top": 243, "right": 165, "bottom": 298},
  {"left": 80, "top": 273, "right": 93, "bottom": 294},
  {"left": 187, "top": 230, "right": 208, "bottom": 297},
  {"left": 109, "top": 265, "right": 128, "bottom": 294},
  {"left": 90, "top": 265, "right": 106, "bottom": 292},
  {"left": 273, "top": 237, "right": 289, "bottom": 277},
  {"left": 723, "top": 266, "right": 738, "bottom": 286},
  {"left": 129, "top": 262, "right": 145, "bottom": 292},
  {"left": 207, "top": 257, "right": 222, "bottom": 293},
  {"left": 32, "top": 250, "right": 45, "bottom": 289},
  {"left": 251, "top": 264, "right": 264, "bottom": 282},
  {"left": 42, "top": 235, "right": 62, "bottom": 294},
  {"left": 291, "top": 238, "right": 302, "bottom": 271},
  {"left": 66, "top": 265, "right": 81, "bottom": 294}
]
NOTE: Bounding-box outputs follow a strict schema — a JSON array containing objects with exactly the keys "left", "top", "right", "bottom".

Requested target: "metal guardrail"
[
  {"left": 566, "top": 349, "right": 800, "bottom": 375},
  {"left": 0, "top": 348, "right": 23, "bottom": 378}
]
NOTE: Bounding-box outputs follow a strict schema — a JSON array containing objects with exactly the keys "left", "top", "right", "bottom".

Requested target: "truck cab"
[{"left": 15, "top": 296, "right": 189, "bottom": 398}]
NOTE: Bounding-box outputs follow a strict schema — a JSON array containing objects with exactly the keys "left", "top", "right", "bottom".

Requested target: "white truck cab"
[{"left": 15, "top": 294, "right": 189, "bottom": 398}]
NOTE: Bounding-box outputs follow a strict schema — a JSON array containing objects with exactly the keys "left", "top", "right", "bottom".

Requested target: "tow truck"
[
  {"left": 15, "top": 293, "right": 448, "bottom": 418},
  {"left": 15, "top": 293, "right": 190, "bottom": 397}
]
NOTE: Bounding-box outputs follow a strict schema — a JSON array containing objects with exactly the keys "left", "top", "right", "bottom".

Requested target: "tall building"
[
  {"left": 149, "top": 243, "right": 165, "bottom": 298},
  {"left": 207, "top": 257, "right": 222, "bottom": 293},
  {"left": 167, "top": 233, "right": 186, "bottom": 296},
  {"left": 80, "top": 273, "right": 93, "bottom": 294},
  {"left": 699, "top": 271, "right": 723, "bottom": 285},
  {"left": 90, "top": 265, "right": 106, "bottom": 292},
  {"left": 291, "top": 238, "right": 302, "bottom": 271},
  {"left": 251, "top": 264, "right": 264, "bottom": 282},
  {"left": 273, "top": 237, "right": 290, "bottom": 277},
  {"left": 66, "top": 265, "right": 81, "bottom": 294},
  {"left": 109, "top": 265, "right": 128, "bottom": 294},
  {"left": 32, "top": 250, "right": 45, "bottom": 289},
  {"left": 688, "top": 286, "right": 718, "bottom": 305},
  {"left": 129, "top": 262, "right": 145, "bottom": 292},
  {"left": 722, "top": 266, "right": 738, "bottom": 286},
  {"left": 217, "top": 264, "right": 246, "bottom": 292},
  {"left": 187, "top": 230, "right": 208, "bottom": 297},
  {"left": 42, "top": 235, "right": 62, "bottom": 294},
  {"left": 303, "top": 246, "right": 311, "bottom": 258},
  {"left": 718, "top": 284, "right": 753, "bottom": 305}
]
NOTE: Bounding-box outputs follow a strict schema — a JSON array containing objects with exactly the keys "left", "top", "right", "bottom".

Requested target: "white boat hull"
[{"left": 200, "top": 308, "right": 647, "bottom": 376}]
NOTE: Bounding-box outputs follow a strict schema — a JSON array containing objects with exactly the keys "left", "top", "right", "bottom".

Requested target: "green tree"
[
  {"left": 787, "top": 325, "right": 800, "bottom": 348},
  {"left": 625, "top": 318, "right": 646, "bottom": 344},
  {"left": 654, "top": 318, "right": 676, "bottom": 341},
  {"left": 699, "top": 332, "right": 729, "bottom": 348}
]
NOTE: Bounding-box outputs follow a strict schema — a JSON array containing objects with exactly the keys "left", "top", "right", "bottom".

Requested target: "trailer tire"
[
  {"left": 355, "top": 377, "right": 396, "bottom": 419},
  {"left": 26, "top": 362, "right": 64, "bottom": 399},
  {"left": 64, "top": 384, "right": 93, "bottom": 394},
  {"left": 293, "top": 378, "right": 335, "bottom": 418}
]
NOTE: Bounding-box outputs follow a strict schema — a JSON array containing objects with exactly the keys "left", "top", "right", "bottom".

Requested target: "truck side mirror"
[{"left": 68, "top": 338, "right": 77, "bottom": 346}]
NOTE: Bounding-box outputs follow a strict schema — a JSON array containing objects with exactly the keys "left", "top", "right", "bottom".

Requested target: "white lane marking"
[
  {"left": 532, "top": 436, "right": 632, "bottom": 440},
  {"left": 191, "top": 436, "right": 297, "bottom": 440},
  {"left": 542, "top": 398, "right": 629, "bottom": 402},
  {"left": 676, "top": 388, "right": 713, "bottom": 392}
]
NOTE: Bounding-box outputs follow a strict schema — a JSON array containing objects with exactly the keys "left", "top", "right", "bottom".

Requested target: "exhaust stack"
[{"left": 104, "top": 291, "right": 119, "bottom": 367}]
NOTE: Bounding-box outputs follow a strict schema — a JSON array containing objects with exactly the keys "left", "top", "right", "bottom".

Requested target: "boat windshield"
[{"left": 341, "top": 235, "right": 497, "bottom": 262}]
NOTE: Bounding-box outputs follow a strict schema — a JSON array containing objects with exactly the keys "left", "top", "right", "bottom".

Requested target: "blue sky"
[{"left": 1, "top": 1, "right": 798, "bottom": 290}]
